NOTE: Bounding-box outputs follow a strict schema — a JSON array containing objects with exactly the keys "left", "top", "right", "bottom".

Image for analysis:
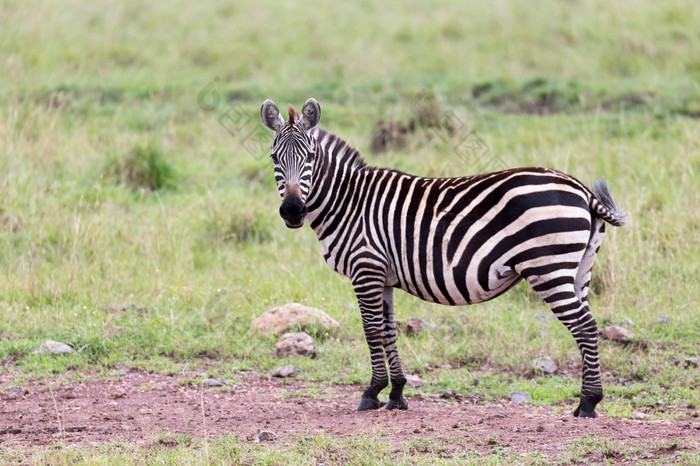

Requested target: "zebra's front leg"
[
  {"left": 355, "top": 283, "right": 390, "bottom": 411},
  {"left": 381, "top": 286, "right": 408, "bottom": 410}
]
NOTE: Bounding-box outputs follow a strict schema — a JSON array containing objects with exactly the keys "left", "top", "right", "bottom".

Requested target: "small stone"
[
  {"left": 271, "top": 364, "right": 295, "bottom": 378},
  {"left": 111, "top": 387, "right": 127, "bottom": 398},
  {"left": 159, "top": 391, "right": 167, "bottom": 397},
  {"left": 440, "top": 391, "right": 455, "bottom": 399},
  {"left": 537, "top": 425, "right": 545, "bottom": 432},
  {"left": 621, "top": 317, "right": 635, "bottom": 327},
  {"left": 203, "top": 378, "right": 225, "bottom": 387},
  {"left": 440, "top": 364, "right": 453, "bottom": 370},
  {"left": 472, "top": 378, "right": 479, "bottom": 387},
  {"left": 34, "top": 340, "right": 73, "bottom": 355},
  {"left": 510, "top": 391, "right": 532, "bottom": 403},
  {"left": 532, "top": 356, "right": 558, "bottom": 375},
  {"left": 252, "top": 303, "right": 339, "bottom": 335},
  {"left": 397, "top": 317, "right": 428, "bottom": 336},
  {"left": 684, "top": 357, "right": 699, "bottom": 368},
  {"left": 258, "top": 430, "right": 277, "bottom": 441},
  {"left": 655, "top": 316, "right": 670, "bottom": 325},
  {"left": 405, "top": 374, "right": 426, "bottom": 388},
  {"left": 633, "top": 411, "right": 650, "bottom": 419},
  {"left": 599, "top": 326, "right": 634, "bottom": 343},
  {"left": 275, "top": 332, "right": 316, "bottom": 358}
]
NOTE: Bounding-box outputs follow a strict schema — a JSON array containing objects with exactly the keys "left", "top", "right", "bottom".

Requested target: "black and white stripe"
[{"left": 260, "top": 98, "right": 627, "bottom": 418}]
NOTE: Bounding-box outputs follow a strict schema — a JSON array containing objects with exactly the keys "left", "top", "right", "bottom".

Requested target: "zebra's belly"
[{"left": 393, "top": 262, "right": 522, "bottom": 306}]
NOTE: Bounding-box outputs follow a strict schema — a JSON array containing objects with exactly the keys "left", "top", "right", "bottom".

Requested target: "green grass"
[
  {"left": 1, "top": 0, "right": 699, "bottom": 462},
  {"left": 1, "top": 433, "right": 697, "bottom": 465}
]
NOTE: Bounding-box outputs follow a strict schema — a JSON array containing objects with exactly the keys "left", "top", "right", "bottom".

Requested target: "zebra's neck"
[{"left": 304, "top": 127, "right": 370, "bottom": 238}]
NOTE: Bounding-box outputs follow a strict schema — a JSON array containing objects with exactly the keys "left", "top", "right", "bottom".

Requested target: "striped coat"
[{"left": 261, "top": 98, "right": 627, "bottom": 418}]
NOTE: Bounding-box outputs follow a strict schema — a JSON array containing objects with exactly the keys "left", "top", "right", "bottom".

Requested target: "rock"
[
  {"left": 271, "top": 364, "right": 295, "bottom": 378},
  {"left": 397, "top": 317, "right": 428, "bottom": 336},
  {"left": 684, "top": 357, "right": 698, "bottom": 369},
  {"left": 34, "top": 340, "right": 73, "bottom": 355},
  {"left": 532, "top": 356, "right": 558, "bottom": 375},
  {"left": 599, "top": 326, "right": 634, "bottom": 343},
  {"left": 534, "top": 312, "right": 555, "bottom": 322},
  {"left": 111, "top": 387, "right": 127, "bottom": 399},
  {"left": 655, "top": 316, "right": 670, "bottom": 325},
  {"left": 252, "top": 303, "right": 339, "bottom": 335},
  {"left": 439, "top": 364, "right": 453, "bottom": 370},
  {"left": 258, "top": 430, "right": 277, "bottom": 441},
  {"left": 275, "top": 332, "right": 316, "bottom": 358},
  {"left": 621, "top": 317, "right": 635, "bottom": 327},
  {"left": 203, "top": 378, "right": 225, "bottom": 387},
  {"left": 633, "top": 411, "right": 650, "bottom": 419},
  {"left": 510, "top": 391, "right": 532, "bottom": 403},
  {"left": 472, "top": 378, "right": 479, "bottom": 387},
  {"left": 405, "top": 374, "right": 426, "bottom": 388}
]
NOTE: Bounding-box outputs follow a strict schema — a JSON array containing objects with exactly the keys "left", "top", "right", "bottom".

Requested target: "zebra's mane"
[{"left": 313, "top": 127, "right": 369, "bottom": 171}]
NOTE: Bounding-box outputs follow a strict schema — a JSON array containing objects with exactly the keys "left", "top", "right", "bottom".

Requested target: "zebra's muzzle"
[{"left": 279, "top": 195, "right": 307, "bottom": 229}]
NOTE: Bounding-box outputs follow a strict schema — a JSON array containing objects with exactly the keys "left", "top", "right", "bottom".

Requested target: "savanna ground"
[{"left": 1, "top": 0, "right": 699, "bottom": 463}]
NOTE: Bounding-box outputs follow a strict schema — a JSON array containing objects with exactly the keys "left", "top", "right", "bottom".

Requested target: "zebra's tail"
[{"left": 589, "top": 178, "right": 628, "bottom": 227}]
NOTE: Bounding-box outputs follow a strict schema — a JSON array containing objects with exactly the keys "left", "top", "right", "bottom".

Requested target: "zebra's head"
[{"left": 260, "top": 98, "right": 321, "bottom": 229}]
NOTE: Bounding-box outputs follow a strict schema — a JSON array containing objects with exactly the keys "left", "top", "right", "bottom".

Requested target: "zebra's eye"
[
  {"left": 306, "top": 152, "right": 315, "bottom": 163},
  {"left": 270, "top": 153, "right": 279, "bottom": 164}
]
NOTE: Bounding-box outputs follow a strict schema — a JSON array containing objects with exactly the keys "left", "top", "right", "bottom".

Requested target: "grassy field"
[{"left": 1, "top": 0, "right": 699, "bottom": 463}]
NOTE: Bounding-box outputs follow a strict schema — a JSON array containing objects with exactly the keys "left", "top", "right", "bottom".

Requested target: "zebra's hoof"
[
  {"left": 575, "top": 409, "right": 597, "bottom": 418},
  {"left": 385, "top": 397, "right": 408, "bottom": 410},
  {"left": 357, "top": 397, "right": 383, "bottom": 411},
  {"left": 573, "top": 399, "right": 599, "bottom": 418},
  {"left": 573, "top": 404, "right": 597, "bottom": 418}
]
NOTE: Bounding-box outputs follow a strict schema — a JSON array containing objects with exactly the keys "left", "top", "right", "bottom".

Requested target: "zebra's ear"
[
  {"left": 261, "top": 99, "right": 284, "bottom": 132},
  {"left": 300, "top": 98, "right": 321, "bottom": 131}
]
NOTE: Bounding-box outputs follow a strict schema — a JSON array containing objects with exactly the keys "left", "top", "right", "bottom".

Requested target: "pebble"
[
  {"left": 203, "top": 378, "right": 225, "bottom": 387},
  {"left": 275, "top": 332, "right": 316, "bottom": 358},
  {"left": 34, "top": 340, "right": 73, "bottom": 355},
  {"left": 532, "top": 356, "right": 558, "bottom": 375},
  {"left": 510, "top": 391, "right": 532, "bottom": 403},
  {"left": 405, "top": 374, "right": 426, "bottom": 388},
  {"left": 599, "top": 326, "right": 634, "bottom": 343},
  {"left": 397, "top": 317, "right": 428, "bottom": 336},
  {"left": 258, "top": 430, "right": 277, "bottom": 441},
  {"left": 684, "top": 357, "right": 698, "bottom": 368},
  {"left": 271, "top": 364, "right": 295, "bottom": 378}
]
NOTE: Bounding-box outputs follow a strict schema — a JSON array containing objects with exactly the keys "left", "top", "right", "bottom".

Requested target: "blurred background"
[{"left": 0, "top": 0, "right": 698, "bottom": 423}]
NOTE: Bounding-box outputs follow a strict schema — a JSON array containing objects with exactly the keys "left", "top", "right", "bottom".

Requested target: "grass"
[
  {"left": 1, "top": 0, "right": 699, "bottom": 462},
  {"left": 0, "top": 433, "right": 697, "bottom": 465}
]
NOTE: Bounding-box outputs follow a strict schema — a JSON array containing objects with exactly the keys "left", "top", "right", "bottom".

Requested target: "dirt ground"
[{"left": 1, "top": 370, "right": 698, "bottom": 459}]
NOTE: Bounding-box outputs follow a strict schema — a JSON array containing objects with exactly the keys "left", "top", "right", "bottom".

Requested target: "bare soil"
[{"left": 1, "top": 370, "right": 698, "bottom": 459}]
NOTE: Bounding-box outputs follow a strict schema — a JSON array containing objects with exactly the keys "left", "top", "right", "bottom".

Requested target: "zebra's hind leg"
[
  {"left": 381, "top": 286, "right": 407, "bottom": 410},
  {"left": 524, "top": 271, "right": 603, "bottom": 418},
  {"left": 354, "top": 282, "right": 389, "bottom": 411}
]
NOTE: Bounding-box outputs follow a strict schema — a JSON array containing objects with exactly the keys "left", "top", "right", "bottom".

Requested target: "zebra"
[{"left": 260, "top": 98, "right": 627, "bottom": 418}]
